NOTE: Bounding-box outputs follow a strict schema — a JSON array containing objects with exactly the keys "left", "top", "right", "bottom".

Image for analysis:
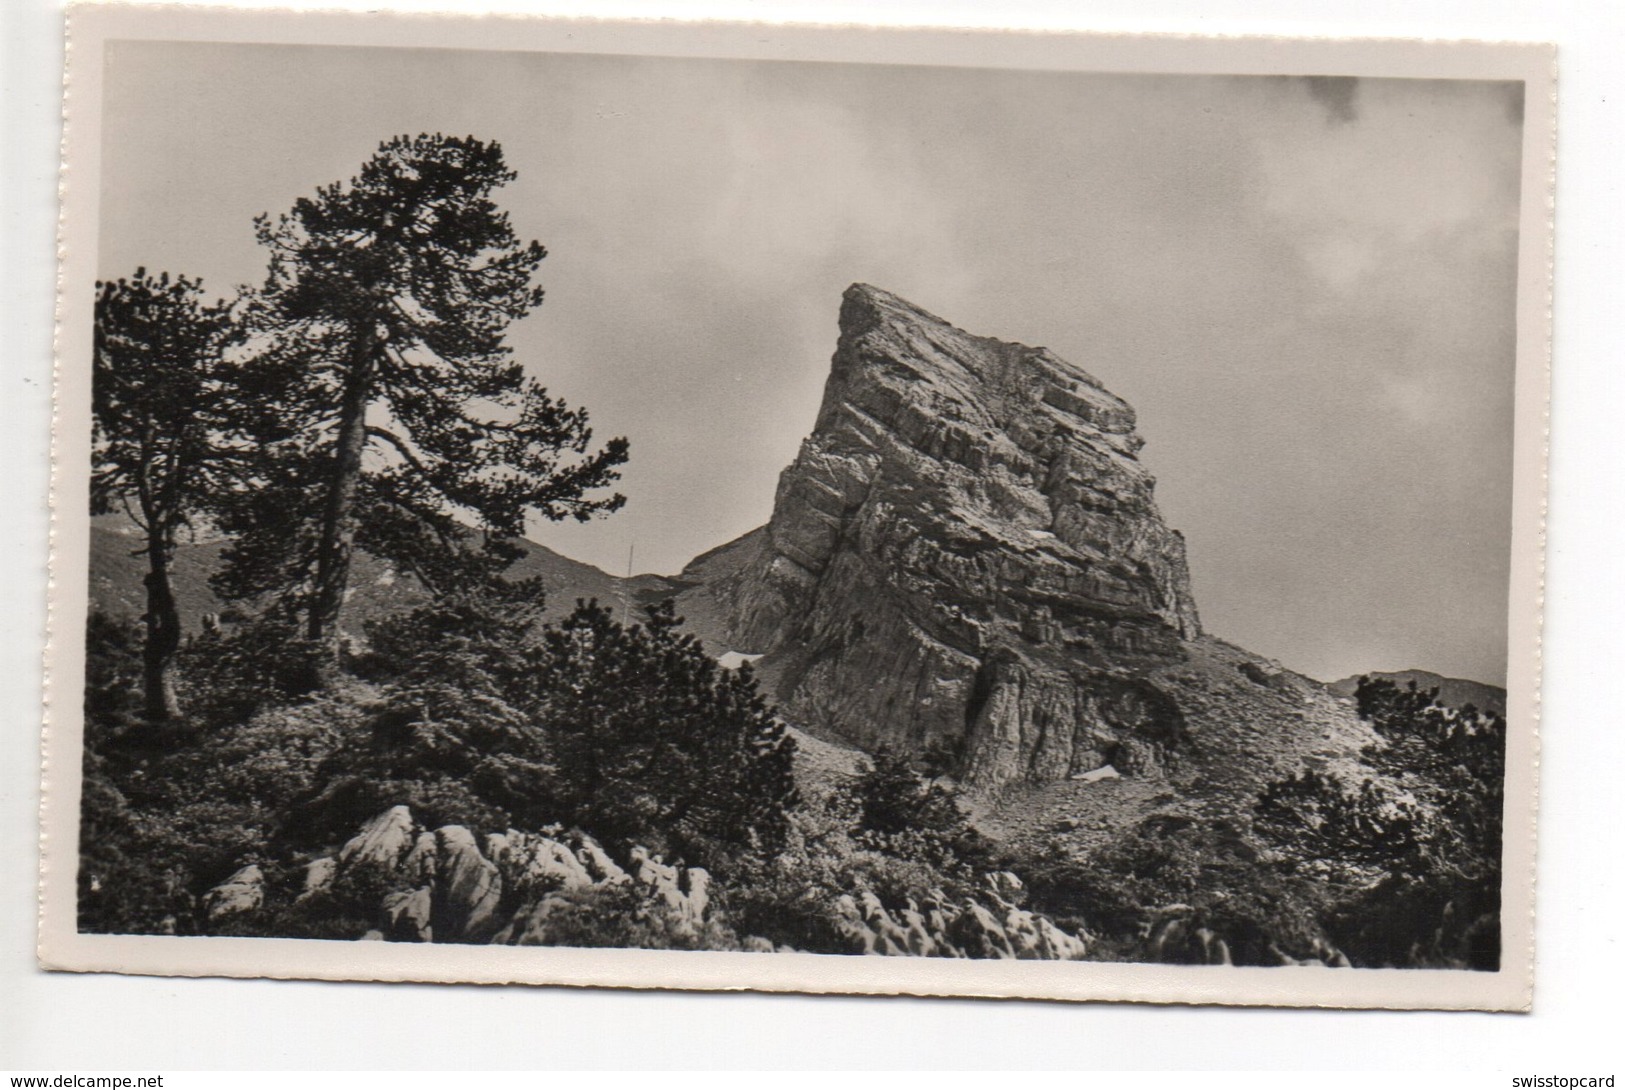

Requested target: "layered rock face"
[{"left": 702, "top": 285, "right": 1202, "bottom": 790}]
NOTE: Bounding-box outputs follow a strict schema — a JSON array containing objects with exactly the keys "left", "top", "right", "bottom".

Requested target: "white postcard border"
[{"left": 43, "top": 3, "right": 1554, "bottom": 1011}]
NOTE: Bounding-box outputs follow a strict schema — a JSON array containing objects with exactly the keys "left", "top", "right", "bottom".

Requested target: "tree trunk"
[
  {"left": 141, "top": 542, "right": 183, "bottom": 723},
  {"left": 307, "top": 321, "right": 376, "bottom": 680}
]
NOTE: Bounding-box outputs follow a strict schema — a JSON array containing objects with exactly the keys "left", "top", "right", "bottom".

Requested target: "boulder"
[
  {"left": 680, "top": 868, "right": 711, "bottom": 927},
  {"left": 429, "top": 826, "right": 503, "bottom": 942},
  {"left": 337, "top": 805, "right": 417, "bottom": 875},
  {"left": 576, "top": 837, "right": 630, "bottom": 885},
  {"left": 400, "top": 831, "right": 438, "bottom": 885},
  {"left": 832, "top": 894, "right": 880, "bottom": 954},
  {"left": 896, "top": 901, "right": 946, "bottom": 957},
  {"left": 298, "top": 857, "right": 337, "bottom": 902},
  {"left": 828, "top": 883, "right": 1088, "bottom": 961},
  {"left": 629, "top": 847, "right": 711, "bottom": 938},
  {"left": 203, "top": 864, "right": 264, "bottom": 922},
  {"left": 381, "top": 886, "right": 433, "bottom": 942},
  {"left": 1023, "top": 913, "right": 1090, "bottom": 961},
  {"left": 486, "top": 830, "right": 593, "bottom": 897},
  {"left": 986, "top": 871, "right": 1025, "bottom": 901},
  {"left": 951, "top": 901, "right": 1019, "bottom": 960}
]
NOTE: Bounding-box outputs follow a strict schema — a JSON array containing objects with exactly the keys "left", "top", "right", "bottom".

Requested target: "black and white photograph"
[{"left": 41, "top": 6, "right": 1550, "bottom": 1010}]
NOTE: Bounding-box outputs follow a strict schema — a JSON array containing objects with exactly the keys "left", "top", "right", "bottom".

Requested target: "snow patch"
[
  {"left": 717, "top": 651, "right": 764, "bottom": 670},
  {"left": 1073, "top": 764, "right": 1121, "bottom": 784}
]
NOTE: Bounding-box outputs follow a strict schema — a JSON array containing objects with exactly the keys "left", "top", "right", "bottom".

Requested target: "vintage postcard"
[{"left": 44, "top": 5, "right": 1552, "bottom": 1009}]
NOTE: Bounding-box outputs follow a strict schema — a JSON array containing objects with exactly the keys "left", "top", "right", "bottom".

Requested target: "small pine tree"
[
  {"left": 849, "top": 748, "right": 969, "bottom": 839},
  {"left": 92, "top": 271, "right": 234, "bottom": 721},
  {"left": 1353, "top": 676, "right": 1505, "bottom": 887},
  {"left": 288, "top": 589, "right": 558, "bottom": 840},
  {"left": 1253, "top": 769, "right": 1423, "bottom": 879},
  {"left": 540, "top": 600, "right": 799, "bottom": 861},
  {"left": 1252, "top": 676, "right": 1507, "bottom": 968},
  {"left": 840, "top": 747, "right": 999, "bottom": 877}
]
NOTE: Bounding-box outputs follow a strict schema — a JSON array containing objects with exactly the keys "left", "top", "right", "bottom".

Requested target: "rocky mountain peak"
[
  {"left": 827, "top": 282, "right": 1135, "bottom": 442},
  {"left": 701, "top": 285, "right": 1206, "bottom": 789}
]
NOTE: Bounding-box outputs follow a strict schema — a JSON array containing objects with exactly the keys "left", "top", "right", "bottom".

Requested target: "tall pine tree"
[
  {"left": 217, "top": 134, "right": 627, "bottom": 676},
  {"left": 92, "top": 271, "right": 234, "bottom": 721}
]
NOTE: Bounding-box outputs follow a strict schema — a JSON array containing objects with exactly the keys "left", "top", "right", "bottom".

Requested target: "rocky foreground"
[
  {"left": 204, "top": 805, "right": 1363, "bottom": 966},
  {"left": 204, "top": 805, "right": 1095, "bottom": 959}
]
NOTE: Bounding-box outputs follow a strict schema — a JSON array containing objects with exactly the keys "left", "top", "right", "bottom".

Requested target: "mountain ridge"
[
  {"left": 88, "top": 512, "right": 681, "bottom": 636},
  {"left": 1327, "top": 669, "right": 1506, "bottom": 716}
]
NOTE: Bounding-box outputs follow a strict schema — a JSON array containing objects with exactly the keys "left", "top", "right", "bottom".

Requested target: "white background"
[{"left": 3, "top": 0, "right": 1620, "bottom": 1072}]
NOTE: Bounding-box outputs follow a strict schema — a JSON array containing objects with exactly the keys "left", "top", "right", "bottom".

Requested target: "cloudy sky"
[{"left": 96, "top": 41, "right": 1525, "bottom": 685}]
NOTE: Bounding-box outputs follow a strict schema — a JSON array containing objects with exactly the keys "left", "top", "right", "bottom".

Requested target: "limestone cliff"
[{"left": 687, "top": 285, "right": 1211, "bottom": 790}]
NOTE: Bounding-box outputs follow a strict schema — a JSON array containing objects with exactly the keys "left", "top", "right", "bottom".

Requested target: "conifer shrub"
[
  {"left": 1247, "top": 676, "right": 1506, "bottom": 968},
  {"left": 1021, "top": 815, "right": 1329, "bottom": 965}
]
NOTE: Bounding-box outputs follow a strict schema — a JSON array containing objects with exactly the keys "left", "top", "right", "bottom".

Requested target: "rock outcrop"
[
  {"left": 832, "top": 872, "right": 1089, "bottom": 960},
  {"left": 209, "top": 808, "right": 1096, "bottom": 959},
  {"left": 284, "top": 807, "right": 718, "bottom": 946},
  {"left": 202, "top": 864, "right": 263, "bottom": 922},
  {"left": 691, "top": 285, "right": 1203, "bottom": 790}
]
